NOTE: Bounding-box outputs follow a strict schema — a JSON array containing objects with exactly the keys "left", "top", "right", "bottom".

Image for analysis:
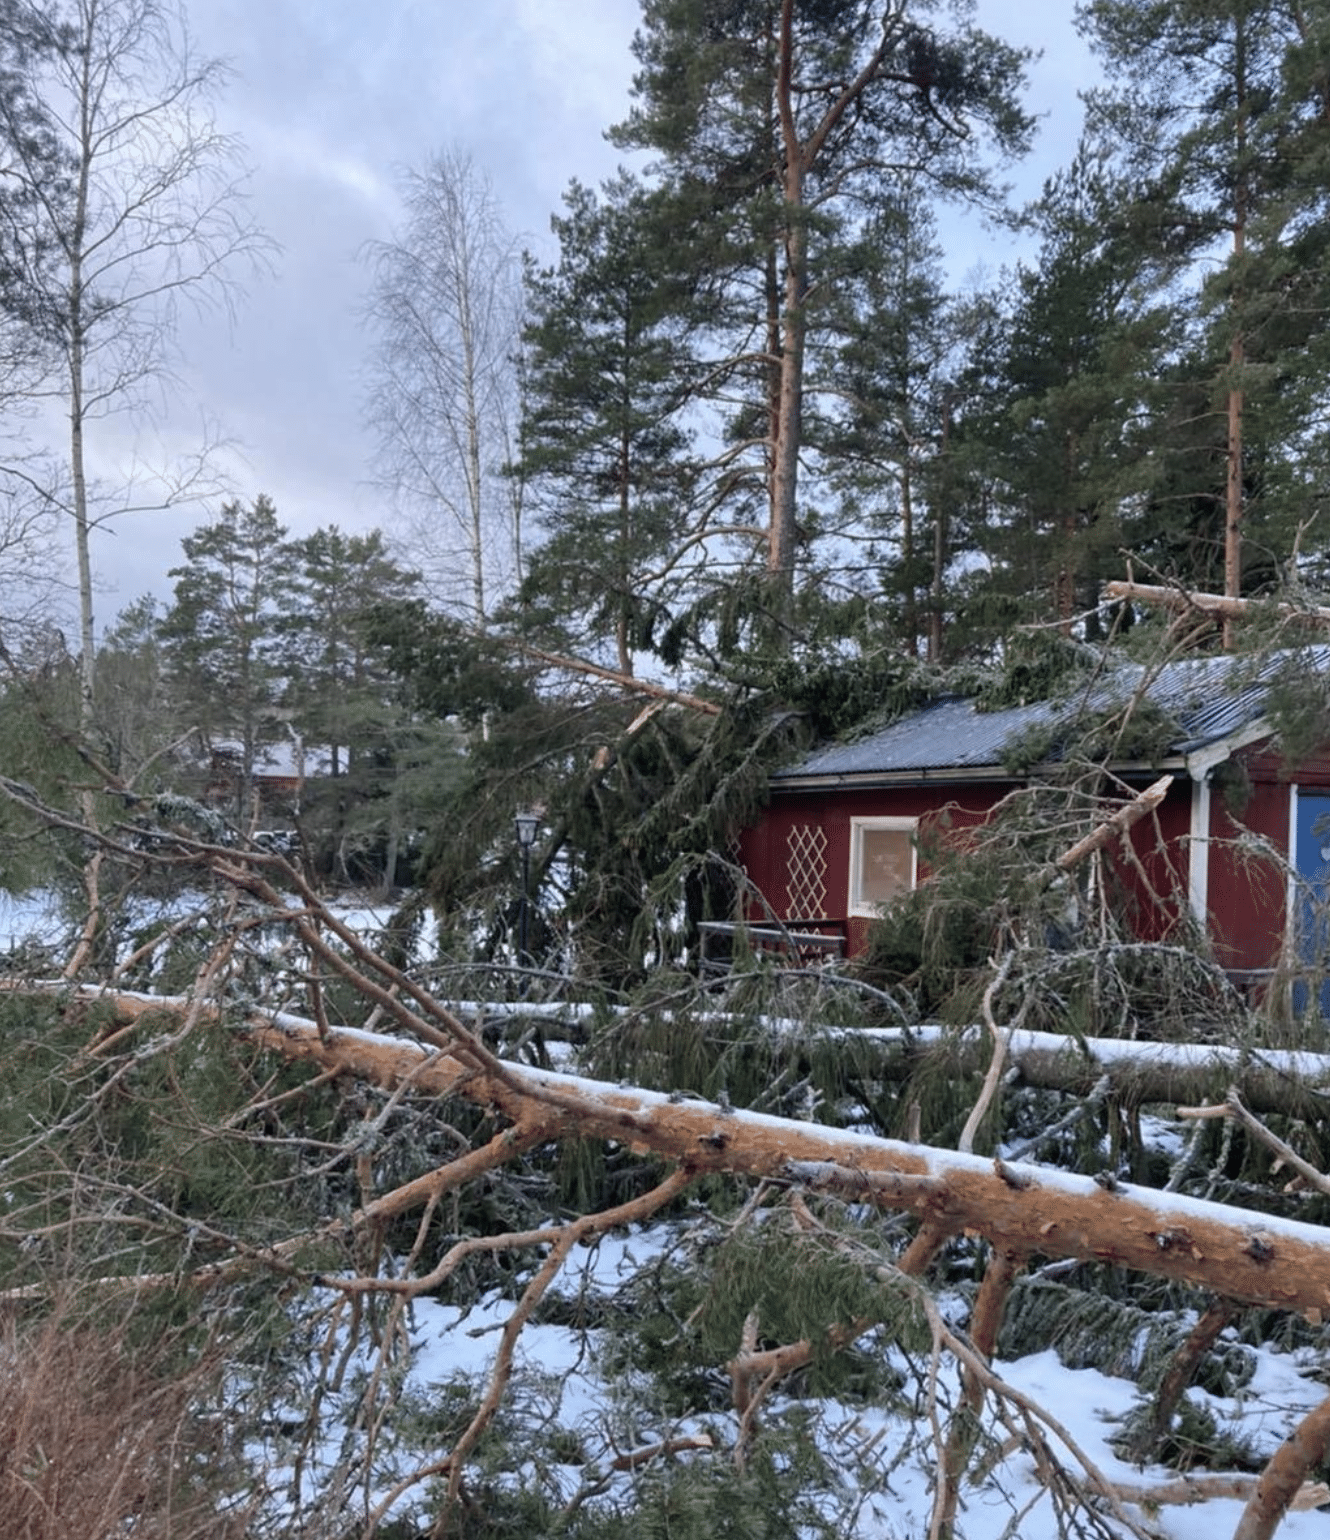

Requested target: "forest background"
[{"left": 5, "top": 2, "right": 1330, "bottom": 1539}]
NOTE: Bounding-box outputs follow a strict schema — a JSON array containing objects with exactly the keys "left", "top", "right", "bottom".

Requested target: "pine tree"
[
  {"left": 609, "top": 0, "right": 1035, "bottom": 641},
  {"left": 967, "top": 143, "right": 1176, "bottom": 637},
  {"left": 95, "top": 595, "right": 174, "bottom": 785},
  {"left": 822, "top": 183, "right": 967, "bottom": 659},
  {"left": 283, "top": 527, "right": 443, "bottom": 890},
  {"left": 284, "top": 526, "right": 418, "bottom": 778},
  {"left": 1079, "top": 0, "right": 1330, "bottom": 615}
]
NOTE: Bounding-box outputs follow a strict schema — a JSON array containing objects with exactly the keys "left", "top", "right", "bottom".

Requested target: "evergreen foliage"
[
  {"left": 590, "top": 0, "right": 1035, "bottom": 639},
  {"left": 158, "top": 494, "right": 297, "bottom": 818},
  {"left": 14, "top": 5, "right": 1330, "bottom": 1530},
  {"left": 963, "top": 141, "right": 1176, "bottom": 634},
  {"left": 1078, "top": 0, "right": 1330, "bottom": 593},
  {"left": 517, "top": 174, "right": 699, "bottom": 677}
]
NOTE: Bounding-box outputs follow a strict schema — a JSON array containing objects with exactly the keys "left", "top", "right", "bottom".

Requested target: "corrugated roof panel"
[{"left": 776, "top": 647, "right": 1330, "bottom": 783}]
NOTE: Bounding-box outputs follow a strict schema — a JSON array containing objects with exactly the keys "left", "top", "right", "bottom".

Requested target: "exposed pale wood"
[
  {"left": 1103, "top": 579, "right": 1330, "bottom": 627},
  {"left": 29, "top": 986, "right": 1330, "bottom": 1316},
  {"left": 609, "top": 1434, "right": 714, "bottom": 1471},
  {"left": 1052, "top": 774, "right": 1173, "bottom": 874},
  {"left": 1179, "top": 1088, "right": 1330, "bottom": 1198},
  {"left": 515, "top": 642, "right": 723, "bottom": 715},
  {"left": 957, "top": 953, "right": 1015, "bottom": 1156},
  {"left": 1099, "top": 1475, "right": 1328, "bottom": 1512}
]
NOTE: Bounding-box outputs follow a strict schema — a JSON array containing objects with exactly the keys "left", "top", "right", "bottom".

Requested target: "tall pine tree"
[
  {"left": 517, "top": 175, "right": 698, "bottom": 675},
  {"left": 1080, "top": 0, "right": 1330, "bottom": 615},
  {"left": 609, "top": 0, "right": 1034, "bottom": 644}
]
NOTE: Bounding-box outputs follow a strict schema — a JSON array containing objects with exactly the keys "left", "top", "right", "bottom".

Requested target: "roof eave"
[
  {"left": 1182, "top": 717, "right": 1275, "bottom": 778},
  {"left": 774, "top": 755, "right": 1194, "bottom": 793},
  {"left": 772, "top": 709, "right": 1280, "bottom": 795}
]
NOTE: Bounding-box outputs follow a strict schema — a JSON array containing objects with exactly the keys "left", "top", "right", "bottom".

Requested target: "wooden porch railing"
[{"left": 697, "top": 919, "right": 845, "bottom": 976}]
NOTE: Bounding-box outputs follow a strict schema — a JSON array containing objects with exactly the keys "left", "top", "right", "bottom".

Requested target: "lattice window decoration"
[
  {"left": 785, "top": 823, "right": 828, "bottom": 918},
  {"left": 724, "top": 830, "right": 748, "bottom": 919}
]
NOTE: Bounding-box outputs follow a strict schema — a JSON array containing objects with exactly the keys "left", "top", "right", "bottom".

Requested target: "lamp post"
[{"left": 514, "top": 810, "right": 539, "bottom": 966}]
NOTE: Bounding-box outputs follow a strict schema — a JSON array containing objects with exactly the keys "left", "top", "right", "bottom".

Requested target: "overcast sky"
[{"left": 88, "top": 0, "right": 1102, "bottom": 620}]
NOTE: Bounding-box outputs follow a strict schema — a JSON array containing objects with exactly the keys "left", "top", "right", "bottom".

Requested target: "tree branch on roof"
[{"left": 1104, "top": 579, "right": 1330, "bottom": 627}]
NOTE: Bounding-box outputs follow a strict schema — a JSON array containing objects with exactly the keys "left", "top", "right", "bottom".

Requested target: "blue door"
[{"left": 1294, "top": 792, "right": 1330, "bottom": 1016}]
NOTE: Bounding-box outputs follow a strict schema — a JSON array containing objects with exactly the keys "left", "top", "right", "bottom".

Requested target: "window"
[{"left": 848, "top": 817, "right": 917, "bottom": 916}]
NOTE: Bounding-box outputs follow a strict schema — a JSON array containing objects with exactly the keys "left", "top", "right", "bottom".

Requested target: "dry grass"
[{"left": 0, "top": 1299, "right": 252, "bottom": 1540}]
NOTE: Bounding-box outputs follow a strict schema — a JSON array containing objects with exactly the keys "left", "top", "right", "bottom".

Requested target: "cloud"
[{"left": 27, "top": 0, "right": 1102, "bottom": 629}]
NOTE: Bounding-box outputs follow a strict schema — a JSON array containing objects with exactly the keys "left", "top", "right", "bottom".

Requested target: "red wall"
[
  {"left": 737, "top": 783, "right": 1009, "bottom": 957},
  {"left": 1117, "top": 777, "right": 1192, "bottom": 944},
  {"left": 1206, "top": 748, "right": 1290, "bottom": 972},
  {"left": 738, "top": 773, "right": 1271, "bottom": 962}
]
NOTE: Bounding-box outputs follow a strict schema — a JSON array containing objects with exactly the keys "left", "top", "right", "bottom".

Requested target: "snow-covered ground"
[
  {"left": 239, "top": 1221, "right": 1330, "bottom": 1539},
  {"left": 8, "top": 885, "right": 1330, "bottom": 1535}
]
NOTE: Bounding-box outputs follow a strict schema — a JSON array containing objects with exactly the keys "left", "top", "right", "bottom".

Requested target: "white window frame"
[{"left": 848, "top": 816, "right": 918, "bottom": 917}]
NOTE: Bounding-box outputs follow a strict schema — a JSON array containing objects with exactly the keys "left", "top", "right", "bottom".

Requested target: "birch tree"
[
  {"left": 363, "top": 148, "right": 524, "bottom": 627},
  {"left": 0, "top": 0, "right": 268, "bottom": 969},
  {"left": 0, "top": 0, "right": 268, "bottom": 734}
]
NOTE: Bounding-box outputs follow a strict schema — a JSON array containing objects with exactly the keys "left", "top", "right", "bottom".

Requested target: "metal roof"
[{"left": 775, "top": 647, "right": 1330, "bottom": 785}]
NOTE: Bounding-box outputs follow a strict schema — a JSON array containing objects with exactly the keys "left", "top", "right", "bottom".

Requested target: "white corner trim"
[
  {"left": 1287, "top": 782, "right": 1300, "bottom": 957},
  {"left": 1188, "top": 775, "right": 1210, "bottom": 925}
]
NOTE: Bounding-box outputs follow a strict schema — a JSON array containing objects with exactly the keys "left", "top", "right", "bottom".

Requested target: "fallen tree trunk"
[
  {"left": 237, "top": 1020, "right": 1330, "bottom": 1314},
  {"left": 31, "top": 985, "right": 1330, "bottom": 1317},
  {"left": 874, "top": 1023, "right": 1330, "bottom": 1118},
  {"left": 1051, "top": 774, "right": 1173, "bottom": 875},
  {"left": 1102, "top": 579, "right": 1330, "bottom": 627}
]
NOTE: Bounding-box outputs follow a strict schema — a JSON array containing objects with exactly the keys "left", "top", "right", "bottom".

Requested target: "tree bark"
[
  {"left": 31, "top": 986, "right": 1330, "bottom": 1317},
  {"left": 1051, "top": 775, "right": 1172, "bottom": 876},
  {"left": 1233, "top": 1391, "right": 1330, "bottom": 1540},
  {"left": 514, "top": 642, "right": 722, "bottom": 715},
  {"left": 1102, "top": 580, "right": 1330, "bottom": 627},
  {"left": 937, "top": 1247, "right": 1025, "bottom": 1538},
  {"left": 1140, "top": 1296, "right": 1241, "bottom": 1459},
  {"left": 769, "top": 0, "right": 806, "bottom": 606}
]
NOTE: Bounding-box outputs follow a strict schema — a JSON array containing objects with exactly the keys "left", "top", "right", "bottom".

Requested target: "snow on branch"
[{"left": 19, "top": 982, "right": 1330, "bottom": 1318}]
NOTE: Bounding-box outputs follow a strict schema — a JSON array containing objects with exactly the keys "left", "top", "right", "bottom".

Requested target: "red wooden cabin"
[{"left": 735, "top": 649, "right": 1330, "bottom": 989}]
